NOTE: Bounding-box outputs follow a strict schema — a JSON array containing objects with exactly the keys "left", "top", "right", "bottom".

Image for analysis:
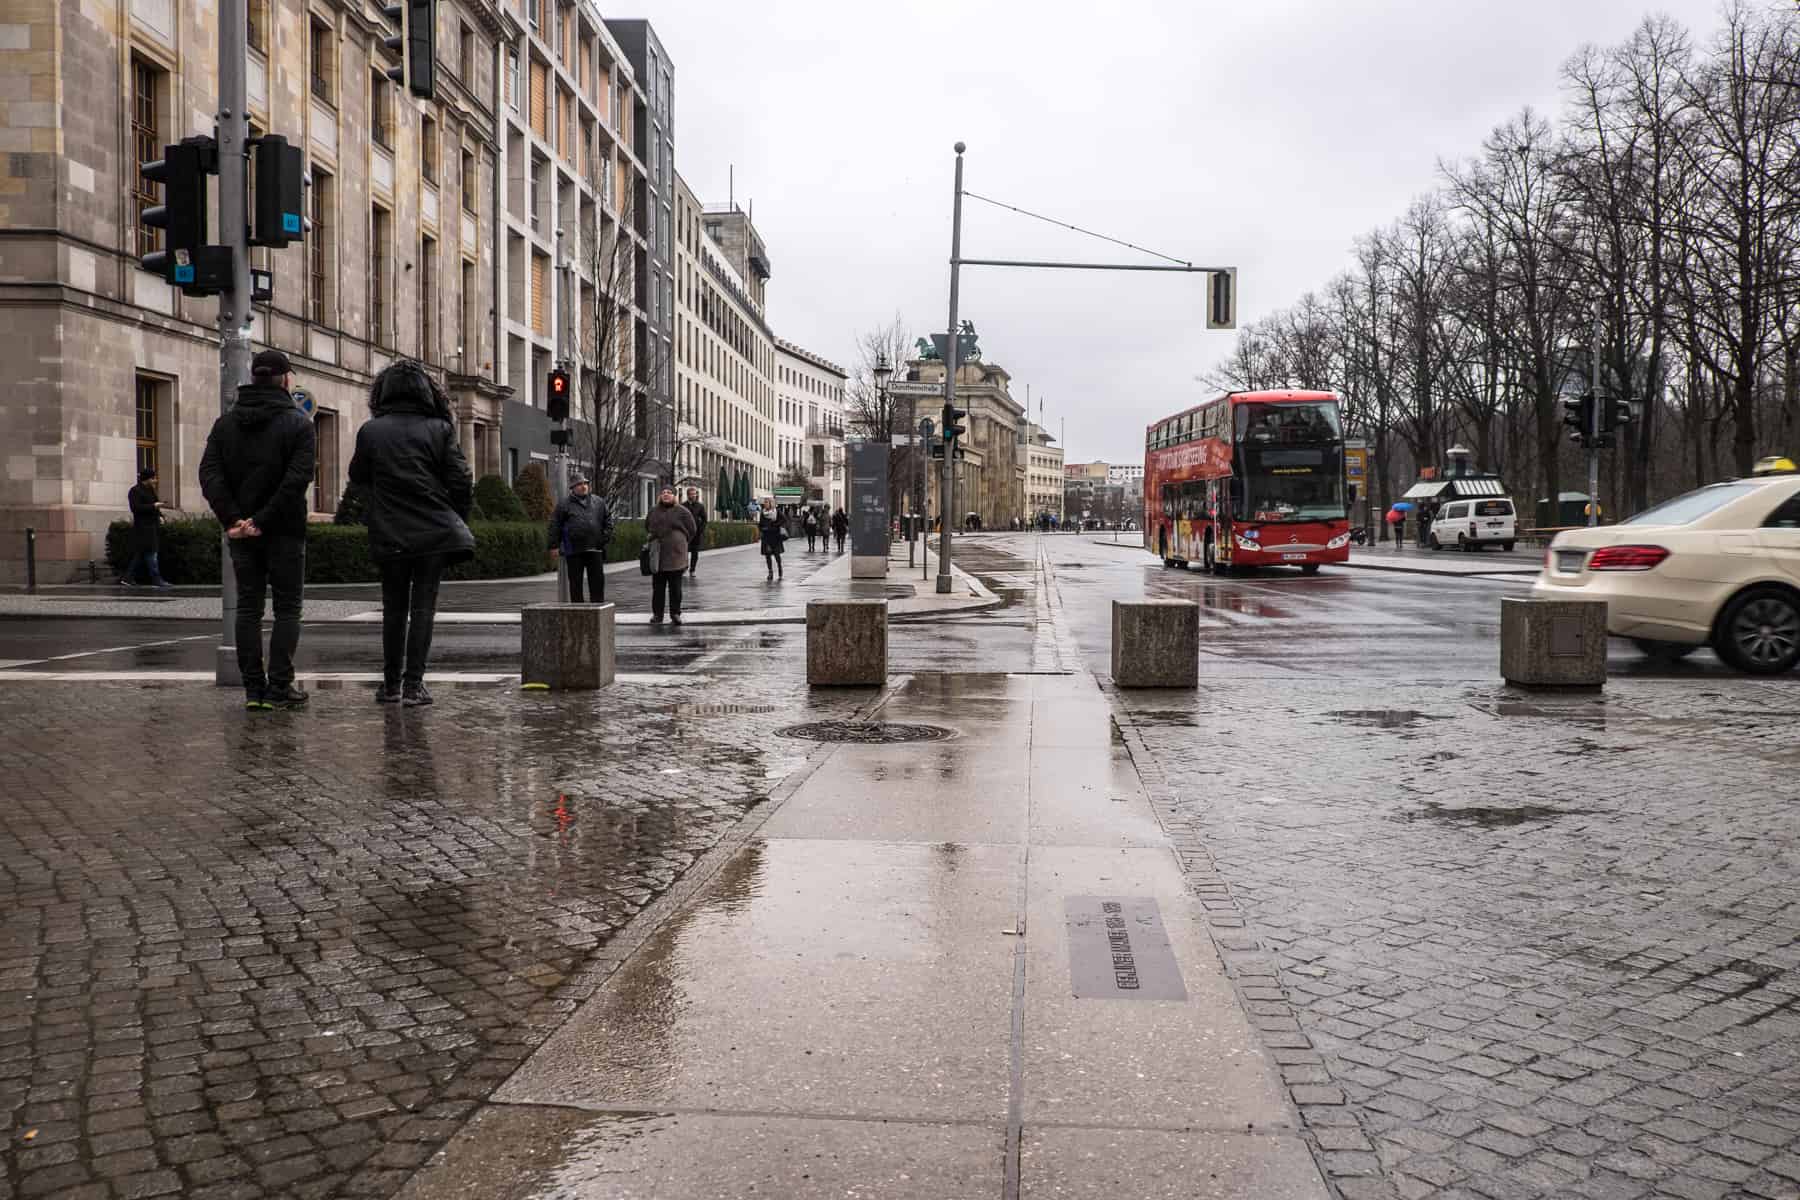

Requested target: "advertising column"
[{"left": 848, "top": 442, "right": 890, "bottom": 579}]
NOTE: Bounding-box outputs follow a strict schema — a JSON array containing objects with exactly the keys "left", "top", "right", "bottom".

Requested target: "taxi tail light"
[{"left": 1587, "top": 545, "right": 1669, "bottom": 571}]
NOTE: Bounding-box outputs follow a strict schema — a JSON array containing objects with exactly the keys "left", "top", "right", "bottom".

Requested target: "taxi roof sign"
[{"left": 1752, "top": 456, "right": 1797, "bottom": 476}]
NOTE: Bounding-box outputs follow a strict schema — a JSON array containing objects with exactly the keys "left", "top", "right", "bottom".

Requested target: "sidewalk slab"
[
  {"left": 1022, "top": 1127, "right": 1329, "bottom": 1199},
  {"left": 396, "top": 1106, "right": 1004, "bottom": 1200}
]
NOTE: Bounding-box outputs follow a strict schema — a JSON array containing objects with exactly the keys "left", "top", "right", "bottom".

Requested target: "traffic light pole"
[
  {"left": 1588, "top": 310, "right": 1602, "bottom": 528},
  {"left": 213, "top": 0, "right": 253, "bottom": 685},
  {"left": 937, "top": 144, "right": 966, "bottom": 595}
]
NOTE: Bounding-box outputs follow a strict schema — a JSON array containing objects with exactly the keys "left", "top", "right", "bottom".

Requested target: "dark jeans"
[
  {"left": 565, "top": 551, "right": 605, "bottom": 603},
  {"left": 688, "top": 546, "right": 700, "bottom": 576},
  {"left": 765, "top": 550, "right": 783, "bottom": 577},
  {"left": 379, "top": 555, "right": 445, "bottom": 687},
  {"left": 124, "top": 547, "right": 163, "bottom": 583},
  {"left": 229, "top": 535, "right": 304, "bottom": 690},
  {"left": 805, "top": 531, "right": 817, "bottom": 551},
  {"left": 651, "top": 569, "right": 684, "bottom": 620}
]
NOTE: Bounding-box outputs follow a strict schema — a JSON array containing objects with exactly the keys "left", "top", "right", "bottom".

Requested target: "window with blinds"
[
  {"left": 131, "top": 58, "right": 163, "bottom": 259},
  {"left": 370, "top": 205, "right": 391, "bottom": 346},
  {"left": 530, "top": 253, "right": 547, "bottom": 335},
  {"left": 529, "top": 60, "right": 547, "bottom": 138},
  {"left": 419, "top": 236, "right": 436, "bottom": 361}
]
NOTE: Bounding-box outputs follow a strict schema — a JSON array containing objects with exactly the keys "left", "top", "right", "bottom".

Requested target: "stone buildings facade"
[
  {"left": 893, "top": 355, "right": 1027, "bottom": 529},
  {"left": 1021, "top": 422, "right": 1064, "bottom": 522},
  {"left": 0, "top": 0, "right": 672, "bottom": 580},
  {"left": 776, "top": 340, "right": 848, "bottom": 512}
]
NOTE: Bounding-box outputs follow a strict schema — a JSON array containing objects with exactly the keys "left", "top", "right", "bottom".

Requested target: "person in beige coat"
[{"left": 645, "top": 487, "right": 697, "bottom": 625}]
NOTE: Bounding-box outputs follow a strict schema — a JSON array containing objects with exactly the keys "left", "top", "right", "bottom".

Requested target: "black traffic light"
[
  {"left": 1602, "top": 398, "right": 1634, "bottom": 435},
  {"left": 547, "top": 369, "right": 571, "bottom": 421},
  {"left": 942, "top": 402, "right": 967, "bottom": 442},
  {"left": 1207, "top": 267, "right": 1237, "bottom": 331},
  {"left": 251, "top": 135, "right": 305, "bottom": 248},
  {"left": 139, "top": 137, "right": 211, "bottom": 282},
  {"left": 1562, "top": 393, "right": 1595, "bottom": 446},
  {"left": 381, "top": 0, "right": 436, "bottom": 100}
]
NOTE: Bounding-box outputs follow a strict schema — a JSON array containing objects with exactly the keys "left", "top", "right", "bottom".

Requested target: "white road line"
[
  {"left": 0, "top": 669, "right": 708, "bottom": 685},
  {"left": 0, "top": 633, "right": 217, "bottom": 669}
]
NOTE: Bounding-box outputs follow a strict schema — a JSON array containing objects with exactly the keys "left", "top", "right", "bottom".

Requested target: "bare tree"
[
  {"left": 578, "top": 194, "right": 654, "bottom": 509},
  {"left": 846, "top": 314, "right": 918, "bottom": 519}
]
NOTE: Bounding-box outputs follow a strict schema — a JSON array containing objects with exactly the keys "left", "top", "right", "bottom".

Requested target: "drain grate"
[{"left": 775, "top": 720, "right": 954, "bottom": 744}]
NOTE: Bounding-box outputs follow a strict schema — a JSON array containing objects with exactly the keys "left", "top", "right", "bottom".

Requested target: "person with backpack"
[
  {"left": 348, "top": 361, "right": 476, "bottom": 706},
  {"left": 830, "top": 507, "right": 849, "bottom": 554},
  {"left": 548, "top": 475, "right": 614, "bottom": 604},
  {"left": 198, "top": 349, "right": 316, "bottom": 711},
  {"left": 760, "top": 510, "right": 789, "bottom": 581},
  {"left": 803, "top": 507, "right": 820, "bottom": 553}
]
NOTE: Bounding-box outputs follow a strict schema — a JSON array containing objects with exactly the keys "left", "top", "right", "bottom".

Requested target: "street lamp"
[{"left": 873, "top": 352, "right": 892, "bottom": 391}]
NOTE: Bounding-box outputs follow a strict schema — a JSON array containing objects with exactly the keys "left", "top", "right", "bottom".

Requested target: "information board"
[{"left": 848, "top": 442, "right": 889, "bottom": 559}]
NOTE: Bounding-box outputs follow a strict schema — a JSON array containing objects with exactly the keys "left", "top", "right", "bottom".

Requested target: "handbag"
[{"left": 639, "top": 537, "right": 659, "bottom": 576}]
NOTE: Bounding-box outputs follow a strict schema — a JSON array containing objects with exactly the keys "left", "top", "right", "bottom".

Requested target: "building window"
[
  {"left": 310, "top": 18, "right": 334, "bottom": 104},
  {"left": 370, "top": 206, "right": 391, "bottom": 345},
  {"left": 135, "top": 376, "right": 162, "bottom": 479},
  {"left": 309, "top": 169, "right": 332, "bottom": 324},
  {"left": 313, "top": 410, "right": 340, "bottom": 512},
  {"left": 131, "top": 57, "right": 163, "bottom": 260},
  {"left": 460, "top": 259, "right": 474, "bottom": 366},
  {"left": 460, "top": 24, "right": 475, "bottom": 81},
  {"left": 420, "top": 115, "right": 437, "bottom": 184},
  {"left": 507, "top": 48, "right": 521, "bottom": 111},
  {"left": 420, "top": 236, "right": 437, "bottom": 361},
  {"left": 370, "top": 70, "right": 392, "bottom": 148},
  {"left": 461, "top": 149, "right": 477, "bottom": 213},
  {"left": 247, "top": 0, "right": 267, "bottom": 55},
  {"left": 508, "top": 447, "right": 519, "bottom": 482}
]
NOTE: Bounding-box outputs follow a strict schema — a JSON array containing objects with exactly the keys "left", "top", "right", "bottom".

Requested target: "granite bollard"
[
  {"left": 522, "top": 603, "right": 616, "bottom": 690},
  {"left": 1500, "top": 596, "right": 1606, "bottom": 690},
  {"left": 1111, "top": 599, "right": 1200, "bottom": 688},
  {"left": 807, "top": 599, "right": 887, "bottom": 687}
]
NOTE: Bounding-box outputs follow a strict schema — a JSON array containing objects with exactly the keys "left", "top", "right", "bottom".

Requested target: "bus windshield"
[
  {"left": 1240, "top": 446, "right": 1347, "bottom": 522},
  {"left": 1235, "top": 402, "right": 1341, "bottom": 444}
]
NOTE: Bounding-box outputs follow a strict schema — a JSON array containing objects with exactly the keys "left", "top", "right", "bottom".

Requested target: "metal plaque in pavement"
[{"left": 1064, "top": 896, "right": 1188, "bottom": 1000}]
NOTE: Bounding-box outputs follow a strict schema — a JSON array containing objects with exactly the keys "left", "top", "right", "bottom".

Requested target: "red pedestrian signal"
[{"left": 547, "top": 369, "right": 570, "bottom": 421}]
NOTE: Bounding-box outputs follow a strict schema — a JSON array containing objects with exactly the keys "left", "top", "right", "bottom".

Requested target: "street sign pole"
[
  {"left": 1588, "top": 309, "right": 1602, "bottom": 528},
  {"left": 937, "top": 144, "right": 966, "bottom": 596},
  {"left": 213, "top": 0, "right": 252, "bottom": 686}
]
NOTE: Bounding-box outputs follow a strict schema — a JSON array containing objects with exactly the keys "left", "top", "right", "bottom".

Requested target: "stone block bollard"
[
  {"left": 807, "top": 599, "right": 887, "bottom": 687},
  {"left": 1111, "top": 600, "right": 1200, "bottom": 688},
  {"left": 522, "top": 603, "right": 616, "bottom": 690},
  {"left": 1500, "top": 597, "right": 1606, "bottom": 690}
]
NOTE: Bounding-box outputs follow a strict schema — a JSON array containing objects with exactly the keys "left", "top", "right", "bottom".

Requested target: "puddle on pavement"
[
  {"left": 1328, "top": 709, "right": 1452, "bottom": 730},
  {"left": 1128, "top": 710, "right": 1200, "bottom": 727},
  {"left": 1399, "top": 801, "right": 1594, "bottom": 828}
]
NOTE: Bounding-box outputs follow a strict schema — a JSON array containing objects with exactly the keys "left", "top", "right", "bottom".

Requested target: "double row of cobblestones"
[
  {"left": 1, "top": 680, "right": 861, "bottom": 1199},
  {"left": 1111, "top": 678, "right": 1800, "bottom": 1200}
]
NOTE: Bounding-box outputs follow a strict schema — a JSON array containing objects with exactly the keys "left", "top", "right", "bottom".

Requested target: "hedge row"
[{"left": 107, "top": 516, "right": 759, "bottom": 584}]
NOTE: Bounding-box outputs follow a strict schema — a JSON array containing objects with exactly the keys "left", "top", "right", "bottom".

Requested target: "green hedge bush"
[
  {"left": 472, "top": 474, "right": 527, "bottom": 522},
  {"left": 106, "top": 517, "right": 552, "bottom": 584}
]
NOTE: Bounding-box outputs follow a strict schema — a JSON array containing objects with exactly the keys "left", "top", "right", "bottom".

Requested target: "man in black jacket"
[
  {"left": 547, "top": 475, "right": 613, "bottom": 604},
  {"left": 683, "top": 487, "right": 709, "bottom": 578},
  {"left": 198, "top": 349, "right": 316, "bottom": 710},
  {"left": 121, "top": 467, "right": 171, "bottom": 588}
]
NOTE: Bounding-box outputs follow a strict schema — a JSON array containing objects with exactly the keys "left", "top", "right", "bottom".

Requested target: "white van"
[{"left": 1429, "top": 498, "right": 1517, "bottom": 552}]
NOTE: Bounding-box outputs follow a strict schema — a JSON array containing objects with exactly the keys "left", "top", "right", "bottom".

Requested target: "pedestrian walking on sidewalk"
[
  {"left": 803, "top": 507, "right": 820, "bottom": 553},
  {"left": 120, "top": 467, "right": 173, "bottom": 589},
  {"left": 548, "top": 475, "right": 613, "bottom": 605},
  {"left": 349, "top": 360, "right": 476, "bottom": 707},
  {"left": 645, "top": 487, "right": 697, "bottom": 626},
  {"left": 830, "top": 507, "right": 849, "bottom": 554},
  {"left": 683, "top": 487, "right": 709, "bottom": 577},
  {"left": 198, "top": 349, "right": 316, "bottom": 711},
  {"left": 760, "top": 511, "right": 789, "bottom": 581}
]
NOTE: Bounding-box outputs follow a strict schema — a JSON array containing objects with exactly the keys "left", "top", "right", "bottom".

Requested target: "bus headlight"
[
  {"left": 1327, "top": 532, "right": 1350, "bottom": 549},
  {"left": 1234, "top": 533, "right": 1261, "bottom": 551}
]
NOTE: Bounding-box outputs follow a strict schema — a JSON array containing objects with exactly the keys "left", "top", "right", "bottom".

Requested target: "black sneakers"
[
  {"left": 265, "top": 683, "right": 309, "bottom": 707},
  {"left": 375, "top": 683, "right": 402, "bottom": 704},
  {"left": 244, "top": 688, "right": 271, "bottom": 711},
  {"left": 402, "top": 683, "right": 433, "bottom": 707}
]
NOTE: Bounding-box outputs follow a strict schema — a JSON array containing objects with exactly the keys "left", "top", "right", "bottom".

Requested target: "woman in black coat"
[{"left": 348, "top": 361, "right": 475, "bottom": 706}]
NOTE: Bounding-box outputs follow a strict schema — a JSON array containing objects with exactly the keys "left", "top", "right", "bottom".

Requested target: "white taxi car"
[{"left": 1531, "top": 472, "right": 1800, "bottom": 674}]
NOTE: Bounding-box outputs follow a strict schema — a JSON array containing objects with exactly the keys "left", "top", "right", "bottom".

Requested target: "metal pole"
[
  {"left": 937, "top": 143, "right": 965, "bottom": 596},
  {"left": 553, "top": 438, "right": 569, "bottom": 602},
  {"left": 1588, "top": 309, "right": 1601, "bottom": 528},
  {"left": 214, "top": 0, "right": 251, "bottom": 686},
  {"left": 24, "top": 528, "right": 36, "bottom": 594}
]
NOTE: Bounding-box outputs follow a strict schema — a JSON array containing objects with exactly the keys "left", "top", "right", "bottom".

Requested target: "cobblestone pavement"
[
  {"left": 0, "top": 677, "right": 868, "bottom": 1199},
  {"left": 1038, "top": 534, "right": 1800, "bottom": 1200}
]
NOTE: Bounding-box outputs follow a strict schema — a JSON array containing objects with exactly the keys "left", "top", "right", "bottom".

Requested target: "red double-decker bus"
[{"left": 1143, "top": 390, "right": 1350, "bottom": 574}]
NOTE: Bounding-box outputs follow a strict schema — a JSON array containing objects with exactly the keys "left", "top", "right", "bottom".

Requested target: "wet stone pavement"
[{"left": 0, "top": 677, "right": 868, "bottom": 1200}]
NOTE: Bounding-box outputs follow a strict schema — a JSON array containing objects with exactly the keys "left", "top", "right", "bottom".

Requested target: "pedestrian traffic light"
[
  {"left": 139, "top": 137, "right": 211, "bottom": 282},
  {"left": 381, "top": 0, "right": 436, "bottom": 100},
  {"left": 250, "top": 135, "right": 305, "bottom": 248},
  {"left": 942, "top": 402, "right": 967, "bottom": 442},
  {"left": 1603, "top": 398, "right": 1634, "bottom": 435},
  {"left": 547, "top": 369, "right": 571, "bottom": 421}
]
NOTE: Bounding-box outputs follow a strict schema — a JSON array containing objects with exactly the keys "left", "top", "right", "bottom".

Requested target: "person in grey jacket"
[
  {"left": 644, "top": 487, "right": 697, "bottom": 626},
  {"left": 548, "top": 476, "right": 614, "bottom": 603}
]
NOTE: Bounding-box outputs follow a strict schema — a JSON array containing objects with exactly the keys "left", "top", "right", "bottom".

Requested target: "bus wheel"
[{"left": 1301, "top": 564, "right": 1321, "bottom": 576}]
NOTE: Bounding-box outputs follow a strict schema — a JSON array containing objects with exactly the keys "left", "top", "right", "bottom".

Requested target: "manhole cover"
[{"left": 775, "top": 721, "right": 954, "bottom": 744}]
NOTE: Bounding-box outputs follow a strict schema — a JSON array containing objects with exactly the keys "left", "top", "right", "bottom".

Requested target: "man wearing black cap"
[
  {"left": 198, "top": 349, "right": 317, "bottom": 710},
  {"left": 121, "top": 466, "right": 172, "bottom": 589},
  {"left": 547, "top": 474, "right": 613, "bottom": 603}
]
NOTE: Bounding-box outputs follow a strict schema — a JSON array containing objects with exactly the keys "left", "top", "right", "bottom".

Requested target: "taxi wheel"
[
  {"left": 1715, "top": 587, "right": 1800, "bottom": 675},
  {"left": 1503, "top": 541, "right": 1515, "bottom": 553}
]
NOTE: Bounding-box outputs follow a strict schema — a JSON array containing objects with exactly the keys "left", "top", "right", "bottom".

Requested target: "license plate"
[
  {"left": 1556, "top": 550, "right": 1586, "bottom": 573},
  {"left": 1487, "top": 521, "right": 1505, "bottom": 527},
  {"left": 1282, "top": 553, "right": 1307, "bottom": 561}
]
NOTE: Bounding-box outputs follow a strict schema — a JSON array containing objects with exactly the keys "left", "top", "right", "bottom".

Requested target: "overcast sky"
[{"left": 646, "top": 0, "right": 1733, "bottom": 466}]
